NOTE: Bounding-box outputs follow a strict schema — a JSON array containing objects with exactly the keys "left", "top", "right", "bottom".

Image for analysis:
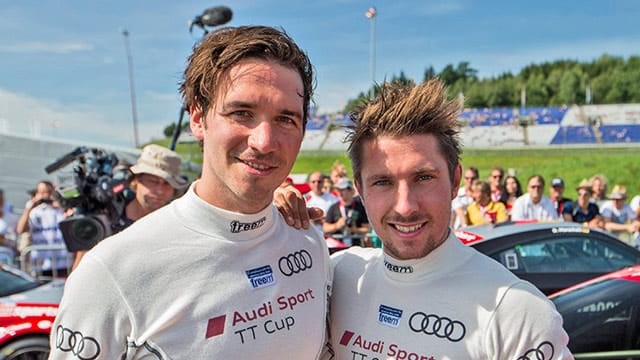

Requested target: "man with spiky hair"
[{"left": 328, "top": 79, "right": 572, "bottom": 359}]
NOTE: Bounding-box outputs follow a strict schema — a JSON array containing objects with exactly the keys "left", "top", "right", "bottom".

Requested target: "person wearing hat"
[
  {"left": 71, "top": 144, "right": 188, "bottom": 271},
  {"left": 562, "top": 179, "right": 604, "bottom": 229},
  {"left": 323, "top": 177, "right": 370, "bottom": 247},
  {"left": 549, "top": 177, "right": 572, "bottom": 216},
  {"left": 600, "top": 185, "right": 640, "bottom": 243},
  {"left": 126, "top": 144, "right": 189, "bottom": 219}
]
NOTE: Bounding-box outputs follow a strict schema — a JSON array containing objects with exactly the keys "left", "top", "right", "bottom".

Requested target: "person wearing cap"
[
  {"left": 562, "top": 179, "right": 604, "bottom": 229},
  {"left": 549, "top": 177, "right": 572, "bottom": 216},
  {"left": 51, "top": 26, "right": 331, "bottom": 359},
  {"left": 70, "top": 144, "right": 189, "bottom": 271},
  {"left": 600, "top": 185, "right": 640, "bottom": 243},
  {"left": 323, "top": 177, "right": 369, "bottom": 247}
]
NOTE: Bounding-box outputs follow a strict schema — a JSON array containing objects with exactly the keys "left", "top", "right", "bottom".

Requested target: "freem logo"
[
  {"left": 245, "top": 265, "right": 276, "bottom": 289},
  {"left": 230, "top": 217, "right": 267, "bottom": 233},
  {"left": 378, "top": 304, "right": 403, "bottom": 328}
]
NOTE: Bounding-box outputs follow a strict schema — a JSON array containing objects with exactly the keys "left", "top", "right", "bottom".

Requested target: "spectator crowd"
[{"left": 451, "top": 168, "right": 640, "bottom": 247}]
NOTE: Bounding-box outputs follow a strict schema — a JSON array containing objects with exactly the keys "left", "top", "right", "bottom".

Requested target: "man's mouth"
[
  {"left": 391, "top": 223, "right": 424, "bottom": 233},
  {"left": 243, "top": 159, "right": 272, "bottom": 170}
]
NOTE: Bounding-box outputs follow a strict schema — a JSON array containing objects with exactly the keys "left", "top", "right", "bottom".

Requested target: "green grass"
[
  {"left": 460, "top": 147, "right": 640, "bottom": 198},
  {"left": 158, "top": 138, "right": 640, "bottom": 199}
]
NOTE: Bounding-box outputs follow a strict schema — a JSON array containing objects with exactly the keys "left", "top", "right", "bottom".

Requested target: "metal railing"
[{"left": 18, "top": 244, "right": 72, "bottom": 278}]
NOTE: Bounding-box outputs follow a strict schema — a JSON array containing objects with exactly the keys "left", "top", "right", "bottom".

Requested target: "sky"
[{"left": 1, "top": 0, "right": 639, "bottom": 148}]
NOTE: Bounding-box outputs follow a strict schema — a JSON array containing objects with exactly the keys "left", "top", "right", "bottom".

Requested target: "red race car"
[{"left": 0, "top": 263, "right": 63, "bottom": 359}]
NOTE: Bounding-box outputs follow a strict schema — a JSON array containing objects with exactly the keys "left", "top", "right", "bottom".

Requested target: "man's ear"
[
  {"left": 451, "top": 164, "right": 462, "bottom": 200},
  {"left": 189, "top": 104, "right": 205, "bottom": 140},
  {"left": 354, "top": 179, "right": 364, "bottom": 204}
]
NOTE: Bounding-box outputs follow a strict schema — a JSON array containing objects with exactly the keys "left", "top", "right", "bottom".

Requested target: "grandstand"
[{"left": 303, "top": 103, "right": 640, "bottom": 151}]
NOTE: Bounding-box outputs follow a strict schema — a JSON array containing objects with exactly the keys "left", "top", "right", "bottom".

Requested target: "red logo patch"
[
  {"left": 339, "top": 330, "right": 355, "bottom": 346},
  {"left": 206, "top": 315, "right": 226, "bottom": 339}
]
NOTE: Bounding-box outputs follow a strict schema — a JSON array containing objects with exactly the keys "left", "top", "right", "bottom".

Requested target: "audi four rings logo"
[
  {"left": 517, "top": 341, "right": 555, "bottom": 360},
  {"left": 55, "top": 325, "right": 101, "bottom": 360},
  {"left": 278, "top": 250, "right": 313, "bottom": 276},
  {"left": 408, "top": 312, "right": 466, "bottom": 342}
]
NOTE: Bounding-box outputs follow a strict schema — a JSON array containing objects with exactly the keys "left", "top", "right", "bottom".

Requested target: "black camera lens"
[{"left": 59, "top": 215, "right": 110, "bottom": 251}]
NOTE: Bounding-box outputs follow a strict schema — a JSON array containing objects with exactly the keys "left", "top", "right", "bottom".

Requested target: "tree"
[
  {"left": 557, "top": 67, "right": 583, "bottom": 105},
  {"left": 439, "top": 64, "right": 458, "bottom": 86},
  {"left": 338, "top": 54, "right": 640, "bottom": 113},
  {"left": 342, "top": 91, "right": 369, "bottom": 113},
  {"left": 423, "top": 66, "right": 436, "bottom": 82},
  {"left": 456, "top": 61, "right": 478, "bottom": 82},
  {"left": 488, "top": 77, "right": 516, "bottom": 107},
  {"left": 524, "top": 74, "right": 548, "bottom": 106}
]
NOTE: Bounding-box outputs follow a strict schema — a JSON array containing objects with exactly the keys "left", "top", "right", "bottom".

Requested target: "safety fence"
[{"left": 0, "top": 244, "right": 72, "bottom": 278}]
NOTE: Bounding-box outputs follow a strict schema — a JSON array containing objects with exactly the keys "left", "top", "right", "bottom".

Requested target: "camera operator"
[
  {"left": 16, "top": 180, "right": 68, "bottom": 276},
  {"left": 323, "top": 178, "right": 370, "bottom": 247},
  {"left": 71, "top": 144, "right": 188, "bottom": 270}
]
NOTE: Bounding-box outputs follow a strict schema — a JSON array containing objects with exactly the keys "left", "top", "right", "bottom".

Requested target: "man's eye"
[
  {"left": 278, "top": 116, "right": 300, "bottom": 127},
  {"left": 418, "top": 175, "right": 433, "bottom": 182},
  {"left": 230, "top": 110, "right": 251, "bottom": 118},
  {"left": 372, "top": 179, "right": 390, "bottom": 186}
]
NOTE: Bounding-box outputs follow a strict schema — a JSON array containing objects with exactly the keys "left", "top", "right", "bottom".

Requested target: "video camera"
[{"left": 45, "top": 147, "right": 131, "bottom": 251}]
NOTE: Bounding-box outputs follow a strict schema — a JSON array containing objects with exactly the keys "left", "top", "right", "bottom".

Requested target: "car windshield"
[
  {"left": 551, "top": 279, "right": 640, "bottom": 353},
  {"left": 0, "top": 265, "right": 41, "bottom": 297},
  {"left": 503, "top": 235, "right": 638, "bottom": 273}
]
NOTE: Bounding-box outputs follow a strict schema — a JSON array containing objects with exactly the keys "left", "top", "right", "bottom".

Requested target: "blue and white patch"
[
  {"left": 245, "top": 265, "right": 276, "bottom": 289},
  {"left": 378, "top": 304, "right": 403, "bottom": 328}
]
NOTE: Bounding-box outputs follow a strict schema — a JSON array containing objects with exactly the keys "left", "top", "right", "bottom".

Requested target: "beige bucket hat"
[{"left": 130, "top": 144, "right": 188, "bottom": 190}]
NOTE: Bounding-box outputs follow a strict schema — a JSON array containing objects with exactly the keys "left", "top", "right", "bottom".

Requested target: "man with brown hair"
[
  {"left": 329, "top": 79, "right": 571, "bottom": 359},
  {"left": 51, "top": 26, "right": 331, "bottom": 359}
]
